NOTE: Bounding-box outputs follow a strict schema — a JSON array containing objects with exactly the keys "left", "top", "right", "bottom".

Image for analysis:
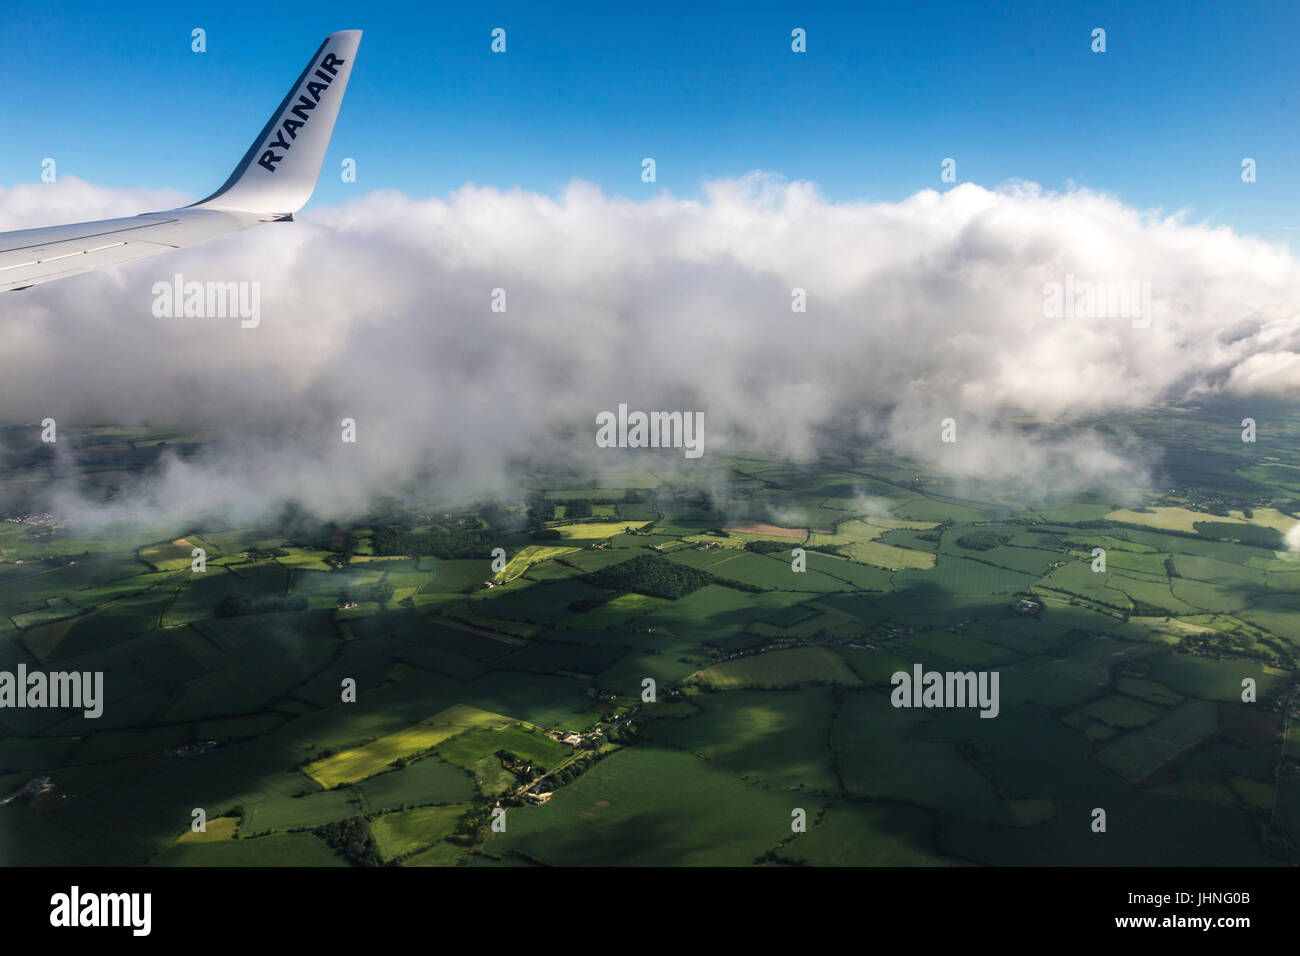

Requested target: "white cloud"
[{"left": 3, "top": 172, "right": 1297, "bottom": 523}]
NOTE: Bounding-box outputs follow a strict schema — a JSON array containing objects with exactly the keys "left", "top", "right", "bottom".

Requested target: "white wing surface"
[{"left": 0, "top": 30, "right": 361, "bottom": 292}]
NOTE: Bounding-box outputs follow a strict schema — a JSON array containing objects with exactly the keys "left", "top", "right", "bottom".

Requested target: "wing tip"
[{"left": 189, "top": 30, "right": 360, "bottom": 217}]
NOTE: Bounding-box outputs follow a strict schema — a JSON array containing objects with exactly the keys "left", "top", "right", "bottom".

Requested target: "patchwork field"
[
  {"left": 808, "top": 518, "right": 939, "bottom": 570},
  {"left": 495, "top": 545, "right": 581, "bottom": 583},
  {"left": 302, "top": 705, "right": 514, "bottom": 788},
  {"left": 697, "top": 647, "right": 861, "bottom": 690},
  {"left": 552, "top": 522, "right": 651, "bottom": 539},
  {"left": 370, "top": 803, "right": 470, "bottom": 862},
  {"left": 2, "top": 407, "right": 1298, "bottom": 868}
]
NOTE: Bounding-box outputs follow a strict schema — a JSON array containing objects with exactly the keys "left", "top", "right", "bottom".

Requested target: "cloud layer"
[{"left": 2, "top": 173, "right": 1298, "bottom": 524}]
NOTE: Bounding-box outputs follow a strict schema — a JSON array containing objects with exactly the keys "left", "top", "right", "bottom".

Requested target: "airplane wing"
[{"left": 0, "top": 29, "right": 361, "bottom": 293}]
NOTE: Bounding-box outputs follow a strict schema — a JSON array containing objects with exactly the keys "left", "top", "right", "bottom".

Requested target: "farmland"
[
  {"left": 1, "top": 403, "right": 1298, "bottom": 867},
  {"left": 302, "top": 705, "right": 513, "bottom": 788},
  {"left": 697, "top": 647, "right": 861, "bottom": 689}
]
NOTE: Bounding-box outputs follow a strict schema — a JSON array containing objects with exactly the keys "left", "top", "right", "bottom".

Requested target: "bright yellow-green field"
[
  {"left": 1107, "top": 505, "right": 1299, "bottom": 543},
  {"left": 807, "top": 518, "right": 937, "bottom": 570},
  {"left": 139, "top": 538, "right": 197, "bottom": 571},
  {"left": 1104, "top": 506, "right": 1247, "bottom": 532},
  {"left": 1230, "top": 507, "right": 1300, "bottom": 535},
  {"left": 810, "top": 517, "right": 937, "bottom": 542},
  {"left": 552, "top": 521, "right": 651, "bottom": 540},
  {"left": 495, "top": 544, "right": 581, "bottom": 582},
  {"left": 302, "top": 705, "right": 514, "bottom": 788},
  {"left": 844, "top": 541, "right": 935, "bottom": 570},
  {"left": 1124, "top": 616, "right": 1218, "bottom": 638},
  {"left": 174, "top": 816, "right": 239, "bottom": 843}
]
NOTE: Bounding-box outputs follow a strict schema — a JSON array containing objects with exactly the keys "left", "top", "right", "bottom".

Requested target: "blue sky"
[{"left": 2, "top": 0, "right": 1297, "bottom": 243}]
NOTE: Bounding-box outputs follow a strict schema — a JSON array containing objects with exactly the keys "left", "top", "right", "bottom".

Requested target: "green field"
[
  {"left": 437, "top": 722, "right": 574, "bottom": 771},
  {"left": 303, "top": 705, "right": 514, "bottom": 788},
  {"left": 370, "top": 803, "right": 470, "bottom": 862},
  {"left": 698, "top": 647, "right": 861, "bottom": 689},
  {"left": 553, "top": 522, "right": 651, "bottom": 539},
  {"left": 3, "top": 407, "right": 1298, "bottom": 867},
  {"left": 151, "top": 832, "right": 346, "bottom": 867},
  {"left": 484, "top": 747, "right": 826, "bottom": 866},
  {"left": 495, "top": 545, "right": 581, "bottom": 583},
  {"left": 1094, "top": 700, "right": 1220, "bottom": 782}
]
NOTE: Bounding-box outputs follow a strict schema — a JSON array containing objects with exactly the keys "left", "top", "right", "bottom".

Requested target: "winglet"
[{"left": 192, "top": 30, "right": 361, "bottom": 218}]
